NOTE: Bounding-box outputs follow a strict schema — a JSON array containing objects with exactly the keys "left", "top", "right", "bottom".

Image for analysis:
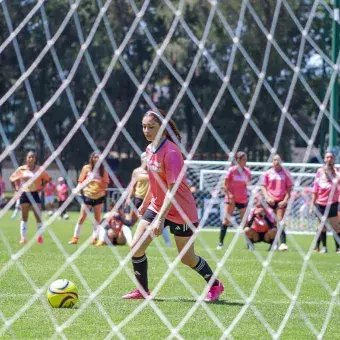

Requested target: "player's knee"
[{"left": 244, "top": 227, "right": 252, "bottom": 237}]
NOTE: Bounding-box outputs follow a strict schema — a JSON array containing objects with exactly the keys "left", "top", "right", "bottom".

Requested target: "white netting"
[{"left": 1, "top": 0, "right": 340, "bottom": 339}]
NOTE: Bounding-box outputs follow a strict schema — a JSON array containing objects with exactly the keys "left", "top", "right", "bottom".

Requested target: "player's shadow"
[{"left": 153, "top": 297, "right": 243, "bottom": 306}]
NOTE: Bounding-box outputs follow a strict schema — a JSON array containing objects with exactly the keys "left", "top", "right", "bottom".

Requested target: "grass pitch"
[{"left": 0, "top": 212, "right": 340, "bottom": 339}]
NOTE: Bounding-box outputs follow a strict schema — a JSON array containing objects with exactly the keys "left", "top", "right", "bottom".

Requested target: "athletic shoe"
[
  {"left": 63, "top": 214, "right": 69, "bottom": 220},
  {"left": 68, "top": 237, "right": 79, "bottom": 245},
  {"left": 336, "top": 249, "right": 340, "bottom": 254},
  {"left": 91, "top": 238, "right": 97, "bottom": 245},
  {"left": 279, "top": 243, "right": 288, "bottom": 251},
  {"left": 19, "top": 238, "right": 27, "bottom": 244},
  {"left": 205, "top": 280, "right": 224, "bottom": 302},
  {"left": 314, "top": 247, "right": 320, "bottom": 253},
  {"left": 10, "top": 214, "right": 17, "bottom": 220},
  {"left": 216, "top": 243, "right": 223, "bottom": 250},
  {"left": 95, "top": 241, "right": 106, "bottom": 247},
  {"left": 320, "top": 247, "right": 328, "bottom": 254},
  {"left": 37, "top": 236, "right": 43, "bottom": 244},
  {"left": 122, "top": 289, "right": 151, "bottom": 299},
  {"left": 47, "top": 211, "right": 53, "bottom": 216}
]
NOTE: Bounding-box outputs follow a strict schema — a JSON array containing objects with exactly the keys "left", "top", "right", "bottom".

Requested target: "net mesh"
[{"left": 1, "top": 0, "right": 340, "bottom": 339}]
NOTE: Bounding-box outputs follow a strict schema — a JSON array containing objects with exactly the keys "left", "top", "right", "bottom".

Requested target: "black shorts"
[
  {"left": 253, "top": 228, "right": 276, "bottom": 243},
  {"left": 316, "top": 202, "right": 338, "bottom": 218},
  {"left": 20, "top": 191, "right": 41, "bottom": 205},
  {"left": 142, "top": 209, "right": 198, "bottom": 237},
  {"left": 225, "top": 202, "right": 248, "bottom": 209},
  {"left": 133, "top": 197, "right": 144, "bottom": 209},
  {"left": 82, "top": 195, "right": 105, "bottom": 207}
]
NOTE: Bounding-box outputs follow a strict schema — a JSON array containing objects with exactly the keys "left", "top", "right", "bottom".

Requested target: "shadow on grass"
[{"left": 153, "top": 297, "right": 244, "bottom": 306}]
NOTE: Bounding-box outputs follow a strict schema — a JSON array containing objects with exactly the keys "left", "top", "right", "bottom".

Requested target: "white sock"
[
  {"left": 98, "top": 227, "right": 106, "bottom": 242},
  {"left": 92, "top": 222, "right": 99, "bottom": 239},
  {"left": 73, "top": 223, "right": 82, "bottom": 238},
  {"left": 37, "top": 222, "right": 43, "bottom": 236},
  {"left": 122, "top": 225, "right": 133, "bottom": 246},
  {"left": 162, "top": 227, "right": 171, "bottom": 246},
  {"left": 20, "top": 221, "right": 27, "bottom": 239}
]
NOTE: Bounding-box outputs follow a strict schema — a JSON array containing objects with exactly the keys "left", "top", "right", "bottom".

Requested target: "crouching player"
[{"left": 244, "top": 195, "right": 277, "bottom": 250}]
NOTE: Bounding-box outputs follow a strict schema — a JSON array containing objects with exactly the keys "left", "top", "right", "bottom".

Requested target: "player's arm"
[
  {"left": 125, "top": 171, "right": 137, "bottom": 205},
  {"left": 138, "top": 185, "right": 152, "bottom": 215},
  {"left": 310, "top": 180, "right": 318, "bottom": 214},
  {"left": 9, "top": 168, "right": 21, "bottom": 191},
  {"left": 224, "top": 178, "right": 234, "bottom": 202}
]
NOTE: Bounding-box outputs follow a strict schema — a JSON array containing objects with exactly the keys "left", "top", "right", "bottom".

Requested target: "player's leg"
[
  {"left": 217, "top": 202, "right": 235, "bottom": 250},
  {"left": 277, "top": 207, "right": 288, "bottom": 251},
  {"left": 92, "top": 202, "right": 104, "bottom": 244},
  {"left": 244, "top": 227, "right": 258, "bottom": 250},
  {"left": 19, "top": 202, "right": 29, "bottom": 244},
  {"left": 31, "top": 201, "right": 44, "bottom": 243},
  {"left": 329, "top": 214, "right": 340, "bottom": 253},
  {"left": 174, "top": 233, "right": 224, "bottom": 302},
  {"left": 68, "top": 203, "right": 90, "bottom": 244},
  {"left": 264, "top": 228, "right": 277, "bottom": 244},
  {"left": 122, "top": 219, "right": 153, "bottom": 299}
]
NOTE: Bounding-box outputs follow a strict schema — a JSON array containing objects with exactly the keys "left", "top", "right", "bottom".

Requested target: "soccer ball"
[{"left": 47, "top": 279, "right": 78, "bottom": 308}]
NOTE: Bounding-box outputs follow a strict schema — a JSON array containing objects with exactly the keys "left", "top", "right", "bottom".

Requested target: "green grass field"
[{"left": 0, "top": 212, "right": 340, "bottom": 339}]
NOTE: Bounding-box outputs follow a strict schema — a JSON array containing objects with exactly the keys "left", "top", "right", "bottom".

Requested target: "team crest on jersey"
[{"left": 148, "top": 160, "right": 162, "bottom": 173}]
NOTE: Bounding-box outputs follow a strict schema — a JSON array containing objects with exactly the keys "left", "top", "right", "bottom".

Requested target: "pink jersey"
[
  {"left": 146, "top": 139, "right": 198, "bottom": 225},
  {"left": 313, "top": 168, "right": 340, "bottom": 206},
  {"left": 262, "top": 168, "right": 293, "bottom": 202},
  {"left": 248, "top": 207, "right": 275, "bottom": 233},
  {"left": 44, "top": 182, "right": 56, "bottom": 197},
  {"left": 56, "top": 183, "right": 68, "bottom": 201},
  {"left": 225, "top": 165, "right": 251, "bottom": 204},
  {"left": 0, "top": 180, "right": 5, "bottom": 196}
]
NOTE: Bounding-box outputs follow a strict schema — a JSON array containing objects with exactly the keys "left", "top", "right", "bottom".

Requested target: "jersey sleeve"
[
  {"left": 225, "top": 167, "right": 233, "bottom": 180},
  {"left": 78, "top": 166, "right": 88, "bottom": 183},
  {"left": 262, "top": 171, "right": 269, "bottom": 187},
  {"left": 164, "top": 150, "right": 183, "bottom": 185}
]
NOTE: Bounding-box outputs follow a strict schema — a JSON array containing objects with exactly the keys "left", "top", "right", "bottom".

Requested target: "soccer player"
[
  {"left": 68, "top": 152, "right": 109, "bottom": 245},
  {"left": 244, "top": 194, "right": 277, "bottom": 250},
  {"left": 0, "top": 174, "right": 6, "bottom": 208},
  {"left": 9, "top": 151, "right": 51, "bottom": 244},
  {"left": 217, "top": 151, "right": 251, "bottom": 250},
  {"left": 310, "top": 152, "right": 340, "bottom": 253},
  {"left": 122, "top": 109, "right": 224, "bottom": 301},
  {"left": 124, "top": 152, "right": 171, "bottom": 246},
  {"left": 10, "top": 198, "right": 21, "bottom": 220},
  {"left": 56, "top": 177, "right": 69, "bottom": 220},
  {"left": 44, "top": 179, "right": 56, "bottom": 216},
  {"left": 262, "top": 154, "right": 293, "bottom": 251}
]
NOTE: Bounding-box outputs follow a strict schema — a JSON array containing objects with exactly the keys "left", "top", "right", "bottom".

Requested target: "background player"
[
  {"left": 56, "top": 177, "right": 69, "bottom": 220},
  {"left": 68, "top": 152, "right": 109, "bottom": 245},
  {"left": 262, "top": 154, "right": 293, "bottom": 251},
  {"left": 217, "top": 151, "right": 251, "bottom": 250},
  {"left": 9, "top": 151, "right": 51, "bottom": 244},
  {"left": 44, "top": 178, "right": 56, "bottom": 216}
]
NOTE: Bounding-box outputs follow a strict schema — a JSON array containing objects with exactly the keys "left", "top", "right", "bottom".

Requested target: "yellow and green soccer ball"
[{"left": 47, "top": 279, "right": 78, "bottom": 308}]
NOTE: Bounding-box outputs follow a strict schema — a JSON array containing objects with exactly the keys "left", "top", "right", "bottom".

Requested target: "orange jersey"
[
  {"left": 10, "top": 165, "right": 50, "bottom": 192},
  {"left": 78, "top": 165, "right": 109, "bottom": 199}
]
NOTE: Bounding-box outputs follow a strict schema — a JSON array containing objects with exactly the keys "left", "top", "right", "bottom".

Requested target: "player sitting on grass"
[
  {"left": 96, "top": 203, "right": 132, "bottom": 246},
  {"left": 244, "top": 194, "right": 277, "bottom": 251}
]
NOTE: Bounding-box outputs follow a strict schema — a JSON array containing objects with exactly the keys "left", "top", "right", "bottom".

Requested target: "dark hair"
[
  {"left": 26, "top": 151, "right": 37, "bottom": 165},
  {"left": 143, "top": 109, "right": 181, "bottom": 143},
  {"left": 236, "top": 151, "right": 246, "bottom": 160},
  {"left": 89, "top": 151, "right": 104, "bottom": 177}
]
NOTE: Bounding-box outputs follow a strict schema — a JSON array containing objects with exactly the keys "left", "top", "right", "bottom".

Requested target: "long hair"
[
  {"left": 144, "top": 109, "right": 181, "bottom": 143},
  {"left": 89, "top": 151, "right": 104, "bottom": 177}
]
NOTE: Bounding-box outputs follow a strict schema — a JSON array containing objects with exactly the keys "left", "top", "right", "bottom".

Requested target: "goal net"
[{"left": 0, "top": 0, "right": 340, "bottom": 339}]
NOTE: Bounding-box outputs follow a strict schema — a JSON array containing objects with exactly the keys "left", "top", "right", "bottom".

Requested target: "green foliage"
[{"left": 0, "top": 0, "right": 333, "bottom": 166}]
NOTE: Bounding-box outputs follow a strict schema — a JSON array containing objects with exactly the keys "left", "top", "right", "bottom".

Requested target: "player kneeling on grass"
[{"left": 244, "top": 195, "right": 277, "bottom": 251}]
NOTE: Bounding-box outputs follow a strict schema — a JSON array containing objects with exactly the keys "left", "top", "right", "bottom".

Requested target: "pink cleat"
[
  {"left": 205, "top": 280, "right": 224, "bottom": 302},
  {"left": 37, "top": 236, "right": 43, "bottom": 244},
  {"left": 121, "top": 288, "right": 150, "bottom": 300}
]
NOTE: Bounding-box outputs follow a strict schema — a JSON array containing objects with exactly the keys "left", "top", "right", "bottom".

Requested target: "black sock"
[
  {"left": 321, "top": 231, "right": 327, "bottom": 247},
  {"left": 193, "top": 256, "right": 219, "bottom": 286},
  {"left": 132, "top": 255, "right": 148, "bottom": 291},
  {"left": 219, "top": 225, "right": 228, "bottom": 244},
  {"left": 280, "top": 230, "right": 286, "bottom": 244},
  {"left": 334, "top": 232, "right": 340, "bottom": 250}
]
